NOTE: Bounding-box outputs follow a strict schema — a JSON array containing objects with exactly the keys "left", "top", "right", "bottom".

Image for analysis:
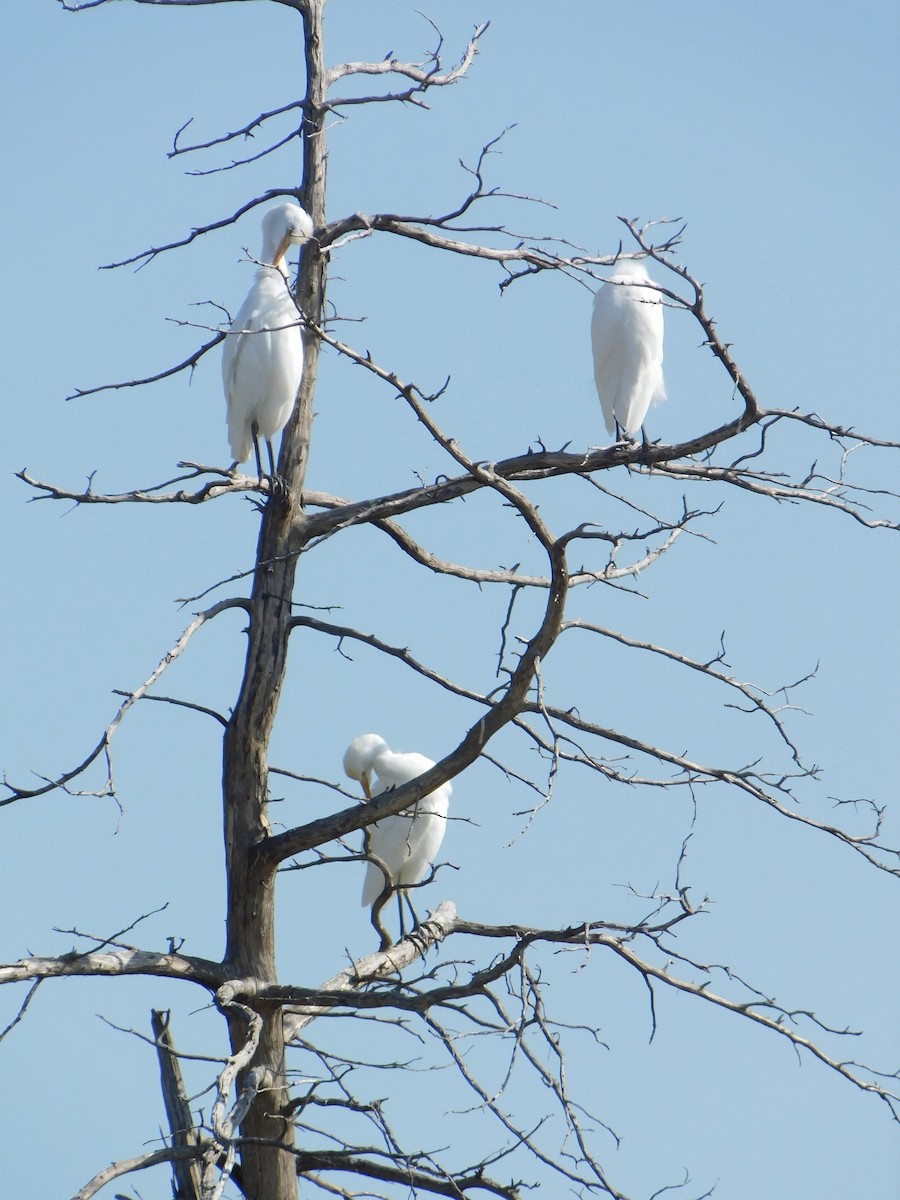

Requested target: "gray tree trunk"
[{"left": 220, "top": 3, "right": 327, "bottom": 1196}]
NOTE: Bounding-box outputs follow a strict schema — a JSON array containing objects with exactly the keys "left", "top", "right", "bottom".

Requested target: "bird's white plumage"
[
  {"left": 222, "top": 202, "right": 313, "bottom": 465},
  {"left": 342, "top": 733, "right": 451, "bottom": 907},
  {"left": 590, "top": 258, "right": 666, "bottom": 439}
]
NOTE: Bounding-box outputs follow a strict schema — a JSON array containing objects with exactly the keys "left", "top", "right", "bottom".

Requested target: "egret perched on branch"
[
  {"left": 343, "top": 733, "right": 451, "bottom": 943},
  {"left": 590, "top": 257, "right": 666, "bottom": 441},
  {"left": 222, "top": 201, "right": 313, "bottom": 484}
]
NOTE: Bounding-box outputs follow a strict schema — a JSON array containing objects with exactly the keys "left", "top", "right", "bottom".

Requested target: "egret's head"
[
  {"left": 261, "top": 202, "right": 314, "bottom": 272},
  {"left": 343, "top": 733, "right": 389, "bottom": 800},
  {"left": 609, "top": 254, "right": 650, "bottom": 281}
]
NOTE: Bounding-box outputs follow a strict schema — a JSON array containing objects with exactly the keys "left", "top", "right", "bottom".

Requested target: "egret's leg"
[
  {"left": 639, "top": 424, "right": 656, "bottom": 462},
  {"left": 396, "top": 890, "right": 406, "bottom": 941},
  {"left": 251, "top": 421, "right": 264, "bottom": 486},
  {"left": 264, "top": 436, "right": 289, "bottom": 505},
  {"left": 403, "top": 892, "right": 419, "bottom": 936}
]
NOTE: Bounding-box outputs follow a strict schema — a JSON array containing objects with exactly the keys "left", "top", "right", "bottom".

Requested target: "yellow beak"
[
  {"left": 272, "top": 231, "right": 292, "bottom": 268},
  {"left": 361, "top": 772, "right": 372, "bottom": 801}
]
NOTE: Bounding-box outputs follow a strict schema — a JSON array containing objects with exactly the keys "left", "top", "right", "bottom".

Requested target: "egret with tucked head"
[
  {"left": 222, "top": 201, "right": 313, "bottom": 486},
  {"left": 343, "top": 733, "right": 451, "bottom": 944},
  {"left": 590, "top": 256, "right": 666, "bottom": 442}
]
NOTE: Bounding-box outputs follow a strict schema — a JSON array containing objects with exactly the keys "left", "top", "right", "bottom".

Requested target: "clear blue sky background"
[{"left": 1, "top": 2, "right": 898, "bottom": 1198}]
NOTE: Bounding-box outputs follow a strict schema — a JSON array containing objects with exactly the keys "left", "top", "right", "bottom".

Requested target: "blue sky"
[{"left": 1, "top": 2, "right": 898, "bottom": 1198}]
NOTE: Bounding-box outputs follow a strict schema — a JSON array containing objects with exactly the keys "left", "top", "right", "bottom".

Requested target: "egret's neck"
[
  {"left": 257, "top": 260, "right": 290, "bottom": 282},
  {"left": 259, "top": 229, "right": 291, "bottom": 277}
]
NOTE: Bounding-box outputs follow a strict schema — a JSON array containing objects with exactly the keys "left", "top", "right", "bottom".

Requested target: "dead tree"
[{"left": 3, "top": 3, "right": 898, "bottom": 1200}]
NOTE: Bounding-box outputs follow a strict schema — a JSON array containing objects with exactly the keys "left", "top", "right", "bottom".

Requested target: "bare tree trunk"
[
  {"left": 220, "top": 3, "right": 327, "bottom": 1196},
  {"left": 151, "top": 1010, "right": 202, "bottom": 1200}
]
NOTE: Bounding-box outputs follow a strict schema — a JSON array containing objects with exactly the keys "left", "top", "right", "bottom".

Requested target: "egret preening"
[
  {"left": 590, "top": 257, "right": 666, "bottom": 441},
  {"left": 222, "top": 201, "right": 313, "bottom": 485},
  {"left": 342, "top": 733, "right": 451, "bottom": 944}
]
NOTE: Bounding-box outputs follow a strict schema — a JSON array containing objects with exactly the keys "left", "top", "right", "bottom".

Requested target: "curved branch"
[
  {"left": 100, "top": 191, "right": 308, "bottom": 271},
  {"left": 72, "top": 1145, "right": 211, "bottom": 1200},
  {"left": 324, "top": 19, "right": 489, "bottom": 108},
  {"left": 64, "top": 332, "right": 223, "bottom": 401},
  {"left": 286, "top": 615, "right": 492, "bottom": 705},
  {"left": 589, "top": 926, "right": 900, "bottom": 1117},
  {"left": 2, "top": 598, "right": 246, "bottom": 803},
  {"left": 0, "top": 946, "right": 225, "bottom": 991},
  {"left": 763, "top": 407, "right": 900, "bottom": 450},
  {"left": 262, "top": 460, "right": 569, "bottom": 867},
  {"left": 185, "top": 127, "right": 302, "bottom": 177},
  {"left": 170, "top": 101, "right": 303, "bottom": 159},
  {"left": 523, "top": 703, "right": 899, "bottom": 876},
  {"left": 362, "top": 499, "right": 695, "bottom": 590},
  {"left": 282, "top": 605, "right": 898, "bottom": 875},
  {"left": 643, "top": 452, "right": 900, "bottom": 531},
  {"left": 61, "top": 0, "right": 302, "bottom": 12},
  {"left": 296, "top": 1150, "right": 522, "bottom": 1199},
  {"left": 16, "top": 463, "right": 264, "bottom": 506},
  {"left": 621, "top": 216, "right": 759, "bottom": 426},
  {"left": 561, "top": 619, "right": 811, "bottom": 768}
]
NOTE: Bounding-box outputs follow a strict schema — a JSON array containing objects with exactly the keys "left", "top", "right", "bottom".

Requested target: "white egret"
[
  {"left": 222, "top": 201, "right": 313, "bottom": 483},
  {"left": 342, "top": 733, "right": 451, "bottom": 942},
  {"left": 590, "top": 257, "right": 666, "bottom": 441}
]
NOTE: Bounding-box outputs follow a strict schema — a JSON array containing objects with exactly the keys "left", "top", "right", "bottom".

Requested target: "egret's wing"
[
  {"left": 591, "top": 280, "right": 665, "bottom": 437},
  {"left": 360, "top": 765, "right": 450, "bottom": 903},
  {"left": 397, "top": 785, "right": 450, "bottom": 887},
  {"left": 223, "top": 275, "right": 304, "bottom": 460},
  {"left": 223, "top": 284, "right": 269, "bottom": 462},
  {"left": 591, "top": 286, "right": 634, "bottom": 435},
  {"left": 617, "top": 286, "right": 665, "bottom": 436}
]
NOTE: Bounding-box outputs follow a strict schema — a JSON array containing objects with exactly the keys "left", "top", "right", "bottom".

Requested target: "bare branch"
[
  {"left": 282, "top": 900, "right": 459, "bottom": 1040},
  {"left": 112, "top": 688, "right": 229, "bottom": 728},
  {"left": 71, "top": 1144, "right": 210, "bottom": 1200},
  {"left": 0, "top": 946, "right": 225, "bottom": 991},
  {"left": 64, "top": 331, "right": 223, "bottom": 401},
  {"left": 560, "top": 619, "right": 812, "bottom": 768},
  {"left": 2, "top": 598, "right": 245, "bottom": 803},
  {"left": 151, "top": 1009, "right": 203, "bottom": 1200},
  {"left": 0, "top": 980, "right": 42, "bottom": 1043},
  {"left": 211, "top": 994, "right": 264, "bottom": 1140},
  {"left": 763, "top": 406, "right": 900, "bottom": 450},
  {"left": 99, "top": 191, "right": 308, "bottom": 271},
  {"left": 16, "top": 462, "right": 270, "bottom": 506},
  {"left": 324, "top": 20, "right": 490, "bottom": 109},
  {"left": 61, "top": 0, "right": 302, "bottom": 13},
  {"left": 296, "top": 1149, "right": 523, "bottom": 1199},
  {"left": 643, "top": 452, "right": 900, "bottom": 531},
  {"left": 170, "top": 101, "right": 303, "bottom": 159},
  {"left": 288, "top": 613, "right": 490, "bottom": 707},
  {"left": 520, "top": 701, "right": 900, "bottom": 876}
]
